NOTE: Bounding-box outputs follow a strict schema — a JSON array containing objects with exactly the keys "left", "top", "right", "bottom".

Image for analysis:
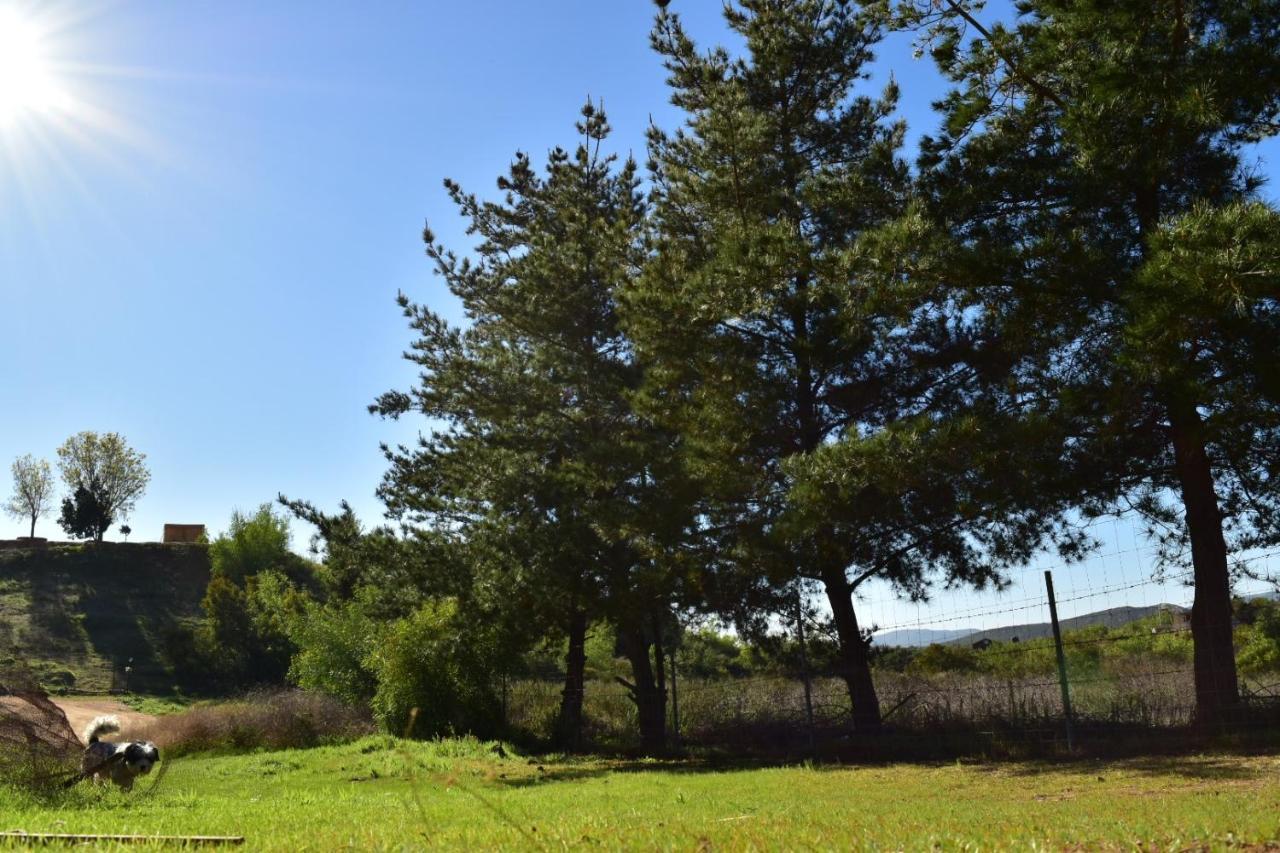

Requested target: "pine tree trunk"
[
  {"left": 555, "top": 609, "right": 588, "bottom": 751},
  {"left": 652, "top": 618, "right": 667, "bottom": 741},
  {"left": 1167, "top": 400, "right": 1241, "bottom": 728},
  {"left": 620, "top": 627, "right": 666, "bottom": 753},
  {"left": 822, "top": 571, "right": 882, "bottom": 734}
]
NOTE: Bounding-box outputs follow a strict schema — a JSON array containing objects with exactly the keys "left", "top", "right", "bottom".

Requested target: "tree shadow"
[
  {"left": 977, "top": 750, "right": 1276, "bottom": 781},
  {"left": 23, "top": 554, "right": 89, "bottom": 656},
  {"left": 10, "top": 544, "right": 211, "bottom": 692},
  {"left": 488, "top": 723, "right": 1280, "bottom": 788}
]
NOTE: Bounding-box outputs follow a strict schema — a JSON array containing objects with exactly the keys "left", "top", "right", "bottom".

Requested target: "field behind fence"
[{"left": 505, "top": 516, "right": 1280, "bottom": 751}]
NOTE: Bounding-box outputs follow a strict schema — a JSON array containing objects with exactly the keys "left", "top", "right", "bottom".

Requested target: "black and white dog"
[{"left": 81, "top": 715, "right": 160, "bottom": 790}]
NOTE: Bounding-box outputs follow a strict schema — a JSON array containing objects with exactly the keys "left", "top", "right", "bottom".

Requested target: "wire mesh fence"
[{"left": 501, "top": 519, "right": 1280, "bottom": 751}]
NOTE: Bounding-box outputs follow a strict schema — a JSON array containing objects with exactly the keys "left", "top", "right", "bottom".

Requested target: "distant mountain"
[
  {"left": 946, "top": 604, "right": 1187, "bottom": 647},
  {"left": 871, "top": 603, "right": 1191, "bottom": 649},
  {"left": 872, "top": 628, "right": 977, "bottom": 648}
]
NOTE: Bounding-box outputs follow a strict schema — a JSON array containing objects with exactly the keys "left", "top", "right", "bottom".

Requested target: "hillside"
[
  {"left": 872, "top": 628, "right": 976, "bottom": 648},
  {"left": 0, "top": 543, "right": 210, "bottom": 693},
  {"left": 946, "top": 604, "right": 1186, "bottom": 647},
  {"left": 873, "top": 604, "right": 1189, "bottom": 649}
]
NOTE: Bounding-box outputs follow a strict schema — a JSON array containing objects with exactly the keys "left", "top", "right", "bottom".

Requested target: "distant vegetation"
[
  {"left": 4, "top": 431, "right": 150, "bottom": 543},
  {"left": 4, "top": 454, "right": 54, "bottom": 539}
]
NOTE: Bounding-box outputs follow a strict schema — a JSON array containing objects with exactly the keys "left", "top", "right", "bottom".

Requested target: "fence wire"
[{"left": 503, "top": 521, "right": 1280, "bottom": 749}]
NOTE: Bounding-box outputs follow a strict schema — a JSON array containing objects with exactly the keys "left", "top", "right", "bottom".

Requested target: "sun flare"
[{"left": 0, "top": 6, "right": 71, "bottom": 125}]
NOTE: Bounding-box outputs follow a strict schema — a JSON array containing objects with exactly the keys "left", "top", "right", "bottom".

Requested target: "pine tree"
[
  {"left": 904, "top": 0, "right": 1280, "bottom": 726},
  {"left": 630, "top": 1, "right": 1069, "bottom": 733},
  {"left": 373, "top": 104, "right": 694, "bottom": 751}
]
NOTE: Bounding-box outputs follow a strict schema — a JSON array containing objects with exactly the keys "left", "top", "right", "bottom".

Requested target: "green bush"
[
  {"left": 195, "top": 570, "right": 303, "bottom": 688},
  {"left": 1238, "top": 603, "right": 1280, "bottom": 675},
  {"left": 210, "top": 504, "right": 302, "bottom": 584},
  {"left": 286, "top": 592, "right": 381, "bottom": 705},
  {"left": 286, "top": 592, "right": 504, "bottom": 739},
  {"left": 907, "top": 643, "right": 982, "bottom": 675},
  {"left": 366, "top": 600, "right": 502, "bottom": 739},
  {"left": 677, "top": 627, "right": 749, "bottom": 678}
]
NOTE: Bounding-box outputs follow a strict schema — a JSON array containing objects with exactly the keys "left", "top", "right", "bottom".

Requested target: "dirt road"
[{"left": 53, "top": 698, "right": 157, "bottom": 742}]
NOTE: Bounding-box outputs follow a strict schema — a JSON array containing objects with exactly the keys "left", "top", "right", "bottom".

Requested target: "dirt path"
[{"left": 54, "top": 698, "right": 157, "bottom": 743}]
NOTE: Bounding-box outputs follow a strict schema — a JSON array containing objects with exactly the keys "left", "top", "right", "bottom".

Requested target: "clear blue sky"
[{"left": 1, "top": 1, "right": 1277, "bottom": 623}]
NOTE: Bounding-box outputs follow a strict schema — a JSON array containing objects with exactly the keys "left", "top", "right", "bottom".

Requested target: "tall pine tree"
[
  {"left": 630, "top": 1, "right": 1069, "bottom": 732},
  {"left": 902, "top": 0, "right": 1280, "bottom": 726},
  {"left": 373, "top": 104, "right": 694, "bottom": 751}
]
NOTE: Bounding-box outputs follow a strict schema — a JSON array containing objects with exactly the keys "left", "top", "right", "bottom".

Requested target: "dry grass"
[
  {"left": 131, "top": 689, "right": 373, "bottom": 757},
  {"left": 505, "top": 665, "right": 1280, "bottom": 754}
]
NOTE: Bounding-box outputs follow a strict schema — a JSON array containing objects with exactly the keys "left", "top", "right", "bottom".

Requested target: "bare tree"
[{"left": 5, "top": 455, "right": 56, "bottom": 539}]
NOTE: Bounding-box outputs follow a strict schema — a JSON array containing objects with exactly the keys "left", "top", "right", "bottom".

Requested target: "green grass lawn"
[{"left": 4, "top": 737, "right": 1279, "bottom": 850}]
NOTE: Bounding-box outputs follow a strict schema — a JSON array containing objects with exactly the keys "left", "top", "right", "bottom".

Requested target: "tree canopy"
[
  {"left": 368, "top": 102, "right": 696, "bottom": 750},
  {"left": 896, "top": 0, "right": 1280, "bottom": 724},
  {"left": 276, "top": 0, "right": 1280, "bottom": 746},
  {"left": 5, "top": 454, "right": 55, "bottom": 540},
  {"left": 54, "top": 432, "right": 149, "bottom": 541}
]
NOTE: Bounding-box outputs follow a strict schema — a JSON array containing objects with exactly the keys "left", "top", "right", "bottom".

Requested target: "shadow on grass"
[
  {"left": 488, "top": 747, "right": 1277, "bottom": 792},
  {"left": 993, "top": 752, "right": 1273, "bottom": 782},
  {"left": 488, "top": 718, "right": 1280, "bottom": 788}
]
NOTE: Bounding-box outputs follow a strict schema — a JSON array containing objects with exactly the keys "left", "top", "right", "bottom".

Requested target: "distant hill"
[
  {"left": 946, "top": 604, "right": 1186, "bottom": 647},
  {"left": 872, "top": 628, "right": 976, "bottom": 648},
  {"left": 872, "top": 603, "right": 1189, "bottom": 649},
  {"left": 0, "top": 543, "right": 210, "bottom": 693}
]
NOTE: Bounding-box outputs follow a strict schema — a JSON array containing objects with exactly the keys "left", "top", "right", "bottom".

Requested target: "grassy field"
[{"left": 4, "top": 737, "right": 1279, "bottom": 850}]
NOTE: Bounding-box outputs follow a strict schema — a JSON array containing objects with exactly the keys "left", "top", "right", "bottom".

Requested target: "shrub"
[
  {"left": 210, "top": 504, "right": 315, "bottom": 585},
  {"left": 286, "top": 593, "right": 507, "bottom": 739},
  {"left": 677, "top": 627, "right": 749, "bottom": 678},
  {"left": 187, "top": 568, "right": 309, "bottom": 690},
  {"left": 907, "top": 643, "right": 982, "bottom": 675},
  {"left": 1238, "top": 604, "right": 1280, "bottom": 675},
  {"left": 367, "top": 600, "right": 503, "bottom": 739},
  {"left": 286, "top": 594, "right": 380, "bottom": 705}
]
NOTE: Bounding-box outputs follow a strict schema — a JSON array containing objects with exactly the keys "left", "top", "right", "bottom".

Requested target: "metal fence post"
[{"left": 1044, "top": 570, "right": 1076, "bottom": 750}]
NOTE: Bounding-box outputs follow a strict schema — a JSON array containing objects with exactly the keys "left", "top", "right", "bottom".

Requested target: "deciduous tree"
[
  {"left": 4, "top": 454, "right": 55, "bottom": 539},
  {"left": 55, "top": 432, "right": 149, "bottom": 541}
]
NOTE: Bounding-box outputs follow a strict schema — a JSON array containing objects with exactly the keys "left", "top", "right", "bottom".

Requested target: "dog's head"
[{"left": 122, "top": 742, "right": 160, "bottom": 775}]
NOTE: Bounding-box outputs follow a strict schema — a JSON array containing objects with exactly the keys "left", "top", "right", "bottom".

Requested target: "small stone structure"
[{"left": 162, "top": 524, "right": 206, "bottom": 544}]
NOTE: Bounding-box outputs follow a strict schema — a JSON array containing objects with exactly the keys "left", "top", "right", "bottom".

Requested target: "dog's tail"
[{"left": 82, "top": 714, "right": 121, "bottom": 745}]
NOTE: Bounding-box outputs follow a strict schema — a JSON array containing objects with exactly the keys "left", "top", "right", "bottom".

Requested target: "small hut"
[{"left": 162, "top": 524, "right": 206, "bottom": 544}]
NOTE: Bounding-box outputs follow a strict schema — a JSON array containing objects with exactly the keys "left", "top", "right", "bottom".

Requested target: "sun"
[{"left": 0, "top": 6, "right": 71, "bottom": 126}]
